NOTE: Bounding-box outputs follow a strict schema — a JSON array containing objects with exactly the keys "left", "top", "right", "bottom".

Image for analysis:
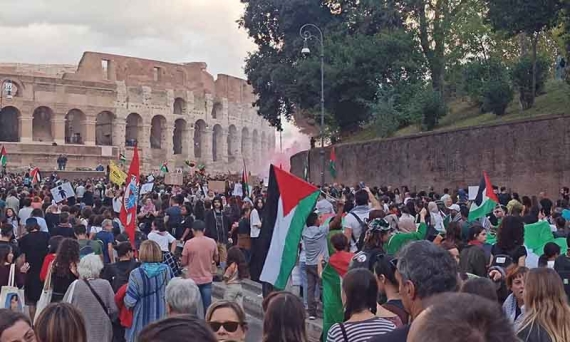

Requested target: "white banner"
[
  {"left": 50, "top": 182, "right": 76, "bottom": 203},
  {"left": 140, "top": 182, "right": 154, "bottom": 195}
]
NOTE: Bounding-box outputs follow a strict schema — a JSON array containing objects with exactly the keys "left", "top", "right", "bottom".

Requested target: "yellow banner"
[{"left": 109, "top": 161, "right": 127, "bottom": 186}]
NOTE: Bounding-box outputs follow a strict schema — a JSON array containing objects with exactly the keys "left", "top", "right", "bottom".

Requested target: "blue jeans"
[{"left": 198, "top": 283, "right": 212, "bottom": 311}]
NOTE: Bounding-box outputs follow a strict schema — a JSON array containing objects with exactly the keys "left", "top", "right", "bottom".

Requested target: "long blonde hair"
[{"left": 517, "top": 268, "right": 570, "bottom": 342}]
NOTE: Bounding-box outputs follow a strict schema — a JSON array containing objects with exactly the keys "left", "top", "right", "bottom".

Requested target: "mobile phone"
[{"left": 359, "top": 181, "right": 365, "bottom": 189}]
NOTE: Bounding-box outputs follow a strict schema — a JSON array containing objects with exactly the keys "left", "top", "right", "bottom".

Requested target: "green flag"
[{"left": 0, "top": 146, "right": 6, "bottom": 167}]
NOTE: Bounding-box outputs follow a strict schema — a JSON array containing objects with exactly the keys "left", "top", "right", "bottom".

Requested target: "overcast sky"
[
  {"left": 0, "top": 0, "right": 256, "bottom": 78},
  {"left": 0, "top": 0, "right": 308, "bottom": 153}
]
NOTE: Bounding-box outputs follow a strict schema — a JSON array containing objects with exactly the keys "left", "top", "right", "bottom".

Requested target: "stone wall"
[{"left": 290, "top": 114, "right": 570, "bottom": 197}]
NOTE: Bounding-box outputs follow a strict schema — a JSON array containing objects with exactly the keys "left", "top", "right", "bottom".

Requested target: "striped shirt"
[{"left": 327, "top": 317, "right": 395, "bottom": 342}]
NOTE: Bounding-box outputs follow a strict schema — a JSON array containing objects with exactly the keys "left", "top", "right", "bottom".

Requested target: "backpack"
[
  {"left": 491, "top": 253, "right": 514, "bottom": 269},
  {"left": 80, "top": 240, "right": 95, "bottom": 259},
  {"left": 349, "top": 212, "right": 368, "bottom": 252},
  {"left": 348, "top": 250, "right": 380, "bottom": 271}
]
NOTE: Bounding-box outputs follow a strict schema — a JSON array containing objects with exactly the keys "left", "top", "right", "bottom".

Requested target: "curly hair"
[
  {"left": 53, "top": 238, "right": 80, "bottom": 277},
  {"left": 496, "top": 216, "right": 525, "bottom": 251},
  {"left": 226, "top": 246, "right": 249, "bottom": 280}
]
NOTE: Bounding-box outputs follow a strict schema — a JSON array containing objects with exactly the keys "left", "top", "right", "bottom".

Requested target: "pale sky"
[{"left": 0, "top": 0, "right": 309, "bottom": 154}]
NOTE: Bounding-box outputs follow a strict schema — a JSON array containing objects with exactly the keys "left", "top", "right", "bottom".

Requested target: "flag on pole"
[
  {"left": 0, "top": 146, "right": 6, "bottom": 167},
  {"left": 30, "top": 167, "right": 41, "bottom": 184},
  {"left": 242, "top": 160, "right": 249, "bottom": 198},
  {"left": 120, "top": 145, "right": 140, "bottom": 247},
  {"left": 255, "top": 165, "right": 320, "bottom": 289},
  {"left": 329, "top": 147, "right": 337, "bottom": 179},
  {"left": 468, "top": 171, "right": 498, "bottom": 221},
  {"left": 160, "top": 162, "right": 169, "bottom": 173},
  {"left": 119, "top": 152, "right": 127, "bottom": 163}
]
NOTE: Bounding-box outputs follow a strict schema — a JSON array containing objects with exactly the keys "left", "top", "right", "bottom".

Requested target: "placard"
[
  {"left": 50, "top": 182, "right": 76, "bottom": 203},
  {"left": 140, "top": 183, "right": 154, "bottom": 195},
  {"left": 209, "top": 181, "right": 226, "bottom": 194},
  {"left": 165, "top": 173, "right": 183, "bottom": 185}
]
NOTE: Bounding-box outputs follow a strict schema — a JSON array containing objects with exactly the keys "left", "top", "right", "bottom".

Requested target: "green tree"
[
  {"left": 239, "top": 0, "right": 424, "bottom": 134},
  {"left": 486, "top": 0, "right": 562, "bottom": 109}
]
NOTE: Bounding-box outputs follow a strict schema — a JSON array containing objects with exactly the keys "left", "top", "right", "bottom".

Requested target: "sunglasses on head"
[
  {"left": 374, "top": 254, "right": 398, "bottom": 269},
  {"left": 209, "top": 321, "right": 240, "bottom": 333}
]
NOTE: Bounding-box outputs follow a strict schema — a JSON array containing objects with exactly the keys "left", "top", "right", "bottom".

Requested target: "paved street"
[{"left": 245, "top": 315, "right": 263, "bottom": 342}]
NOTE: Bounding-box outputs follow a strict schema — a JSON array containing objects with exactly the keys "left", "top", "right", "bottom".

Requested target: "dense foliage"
[{"left": 239, "top": 0, "right": 568, "bottom": 139}]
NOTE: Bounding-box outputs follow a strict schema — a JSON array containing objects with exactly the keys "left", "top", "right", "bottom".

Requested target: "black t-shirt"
[
  {"left": 51, "top": 225, "right": 75, "bottom": 239},
  {"left": 491, "top": 244, "right": 527, "bottom": 265},
  {"left": 18, "top": 231, "right": 49, "bottom": 273},
  {"left": 238, "top": 217, "right": 250, "bottom": 235},
  {"left": 554, "top": 254, "right": 570, "bottom": 273}
]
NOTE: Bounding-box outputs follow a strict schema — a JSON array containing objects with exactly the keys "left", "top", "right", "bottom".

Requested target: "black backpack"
[{"left": 349, "top": 212, "right": 368, "bottom": 252}]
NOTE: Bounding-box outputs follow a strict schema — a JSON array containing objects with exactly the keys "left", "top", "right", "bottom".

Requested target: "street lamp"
[{"left": 299, "top": 23, "right": 325, "bottom": 187}]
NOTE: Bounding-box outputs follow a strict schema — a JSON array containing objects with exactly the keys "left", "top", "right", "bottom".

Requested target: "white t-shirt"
[
  {"left": 76, "top": 185, "right": 86, "bottom": 198},
  {"left": 148, "top": 231, "right": 176, "bottom": 252},
  {"left": 343, "top": 209, "right": 370, "bottom": 252},
  {"left": 250, "top": 208, "right": 262, "bottom": 238},
  {"left": 113, "top": 197, "right": 122, "bottom": 213}
]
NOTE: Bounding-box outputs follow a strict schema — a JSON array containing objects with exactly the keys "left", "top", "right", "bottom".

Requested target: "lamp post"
[{"left": 300, "top": 23, "right": 325, "bottom": 187}]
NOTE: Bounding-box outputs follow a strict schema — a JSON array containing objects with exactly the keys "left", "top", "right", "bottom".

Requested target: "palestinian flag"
[
  {"left": 242, "top": 160, "right": 249, "bottom": 198},
  {"left": 160, "top": 162, "right": 169, "bottom": 173},
  {"left": 256, "top": 165, "right": 320, "bottom": 289},
  {"left": 119, "top": 153, "right": 127, "bottom": 163},
  {"left": 468, "top": 171, "right": 498, "bottom": 221},
  {"left": 329, "top": 147, "right": 337, "bottom": 179},
  {"left": 322, "top": 230, "right": 346, "bottom": 338},
  {"left": 30, "top": 167, "right": 41, "bottom": 184},
  {"left": 0, "top": 146, "right": 6, "bottom": 167}
]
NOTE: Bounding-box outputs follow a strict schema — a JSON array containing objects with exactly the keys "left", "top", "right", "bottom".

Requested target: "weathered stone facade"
[
  {"left": 0, "top": 52, "right": 275, "bottom": 173},
  {"left": 291, "top": 114, "right": 570, "bottom": 197}
]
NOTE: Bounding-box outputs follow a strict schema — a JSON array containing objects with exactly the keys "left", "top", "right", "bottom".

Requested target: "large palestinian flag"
[
  {"left": 469, "top": 171, "right": 498, "bottom": 221},
  {"left": 256, "top": 165, "right": 320, "bottom": 289}
]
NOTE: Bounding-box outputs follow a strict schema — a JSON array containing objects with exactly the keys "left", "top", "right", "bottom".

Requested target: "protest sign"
[
  {"left": 165, "top": 172, "right": 183, "bottom": 185},
  {"left": 50, "top": 182, "right": 75, "bottom": 203},
  {"left": 109, "top": 161, "right": 127, "bottom": 185},
  {"left": 140, "top": 183, "right": 154, "bottom": 195},
  {"left": 209, "top": 181, "right": 226, "bottom": 194}
]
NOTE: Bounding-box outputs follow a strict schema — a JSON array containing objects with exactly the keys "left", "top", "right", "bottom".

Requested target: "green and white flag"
[
  {"left": 468, "top": 171, "right": 498, "bottom": 221},
  {"left": 256, "top": 165, "right": 319, "bottom": 289},
  {"left": 0, "top": 146, "right": 6, "bottom": 167}
]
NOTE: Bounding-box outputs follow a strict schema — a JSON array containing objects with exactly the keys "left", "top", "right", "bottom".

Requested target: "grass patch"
[{"left": 344, "top": 80, "right": 570, "bottom": 143}]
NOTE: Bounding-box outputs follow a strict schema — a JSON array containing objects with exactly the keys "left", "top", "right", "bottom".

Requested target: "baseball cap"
[{"left": 447, "top": 204, "right": 460, "bottom": 211}]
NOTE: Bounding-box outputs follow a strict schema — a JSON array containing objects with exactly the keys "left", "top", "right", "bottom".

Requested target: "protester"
[
  {"left": 236, "top": 207, "right": 251, "bottom": 262},
  {"left": 460, "top": 277, "right": 499, "bottom": 302},
  {"left": 517, "top": 268, "right": 570, "bottom": 342},
  {"left": 178, "top": 203, "right": 195, "bottom": 242},
  {"left": 205, "top": 196, "right": 230, "bottom": 270},
  {"left": 124, "top": 240, "right": 172, "bottom": 342},
  {"left": 64, "top": 254, "right": 118, "bottom": 342},
  {"left": 343, "top": 189, "right": 372, "bottom": 252},
  {"left": 51, "top": 212, "right": 74, "bottom": 238},
  {"left": 206, "top": 300, "right": 248, "bottom": 342},
  {"left": 538, "top": 242, "right": 561, "bottom": 268},
  {"left": 34, "top": 303, "right": 87, "bottom": 342},
  {"left": 51, "top": 238, "right": 80, "bottom": 303},
  {"left": 249, "top": 197, "right": 264, "bottom": 280},
  {"left": 102, "top": 241, "right": 139, "bottom": 293},
  {"left": 491, "top": 216, "right": 527, "bottom": 267},
  {"left": 407, "top": 293, "right": 518, "bottom": 342},
  {"left": 148, "top": 218, "right": 179, "bottom": 276},
  {"left": 74, "top": 224, "right": 103, "bottom": 260},
  {"left": 18, "top": 218, "right": 49, "bottom": 318},
  {"left": 96, "top": 219, "right": 116, "bottom": 264},
  {"left": 223, "top": 246, "right": 249, "bottom": 306},
  {"left": 137, "top": 315, "right": 217, "bottom": 342},
  {"left": 370, "top": 240, "right": 459, "bottom": 342},
  {"left": 302, "top": 211, "right": 329, "bottom": 320},
  {"left": 374, "top": 254, "right": 408, "bottom": 325},
  {"left": 180, "top": 220, "right": 218, "bottom": 311},
  {"left": 0, "top": 310, "right": 36, "bottom": 342},
  {"left": 262, "top": 291, "right": 308, "bottom": 342},
  {"left": 3, "top": 208, "right": 18, "bottom": 233},
  {"left": 0, "top": 224, "right": 19, "bottom": 259},
  {"left": 503, "top": 265, "right": 529, "bottom": 323},
  {"left": 165, "top": 277, "right": 203, "bottom": 317},
  {"left": 327, "top": 268, "right": 395, "bottom": 341}
]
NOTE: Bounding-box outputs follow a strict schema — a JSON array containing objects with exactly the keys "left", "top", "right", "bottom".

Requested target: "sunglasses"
[
  {"left": 374, "top": 254, "right": 398, "bottom": 269},
  {"left": 208, "top": 321, "right": 240, "bottom": 333}
]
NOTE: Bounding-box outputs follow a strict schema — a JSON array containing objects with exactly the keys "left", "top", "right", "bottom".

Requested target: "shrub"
[
  {"left": 481, "top": 78, "right": 514, "bottom": 115},
  {"left": 511, "top": 55, "right": 550, "bottom": 109}
]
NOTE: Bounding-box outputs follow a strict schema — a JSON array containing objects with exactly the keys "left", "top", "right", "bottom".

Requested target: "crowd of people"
[{"left": 1, "top": 171, "right": 570, "bottom": 342}]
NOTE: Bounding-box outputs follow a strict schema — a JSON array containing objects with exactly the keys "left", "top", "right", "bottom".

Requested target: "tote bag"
[
  {"left": 0, "top": 264, "right": 24, "bottom": 312},
  {"left": 34, "top": 261, "right": 54, "bottom": 321}
]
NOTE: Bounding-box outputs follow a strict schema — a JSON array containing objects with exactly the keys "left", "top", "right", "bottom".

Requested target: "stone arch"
[
  {"left": 0, "top": 106, "right": 20, "bottom": 142},
  {"left": 150, "top": 115, "right": 166, "bottom": 149},
  {"left": 32, "top": 106, "right": 53, "bottom": 142},
  {"left": 173, "top": 118, "right": 187, "bottom": 155},
  {"left": 227, "top": 125, "right": 238, "bottom": 163},
  {"left": 212, "top": 124, "right": 223, "bottom": 162},
  {"left": 126, "top": 113, "right": 143, "bottom": 146},
  {"left": 212, "top": 101, "right": 222, "bottom": 119},
  {"left": 96, "top": 111, "right": 114, "bottom": 146},
  {"left": 194, "top": 119, "right": 207, "bottom": 159},
  {"left": 173, "top": 97, "right": 186, "bottom": 115},
  {"left": 241, "top": 127, "right": 250, "bottom": 158},
  {"left": 65, "top": 109, "right": 86, "bottom": 144}
]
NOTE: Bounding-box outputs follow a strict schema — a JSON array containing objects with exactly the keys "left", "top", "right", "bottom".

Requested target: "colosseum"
[{"left": 0, "top": 51, "right": 276, "bottom": 174}]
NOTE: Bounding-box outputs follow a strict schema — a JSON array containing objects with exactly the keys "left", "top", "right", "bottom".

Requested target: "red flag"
[
  {"left": 120, "top": 146, "right": 140, "bottom": 248},
  {"left": 30, "top": 167, "right": 41, "bottom": 184}
]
